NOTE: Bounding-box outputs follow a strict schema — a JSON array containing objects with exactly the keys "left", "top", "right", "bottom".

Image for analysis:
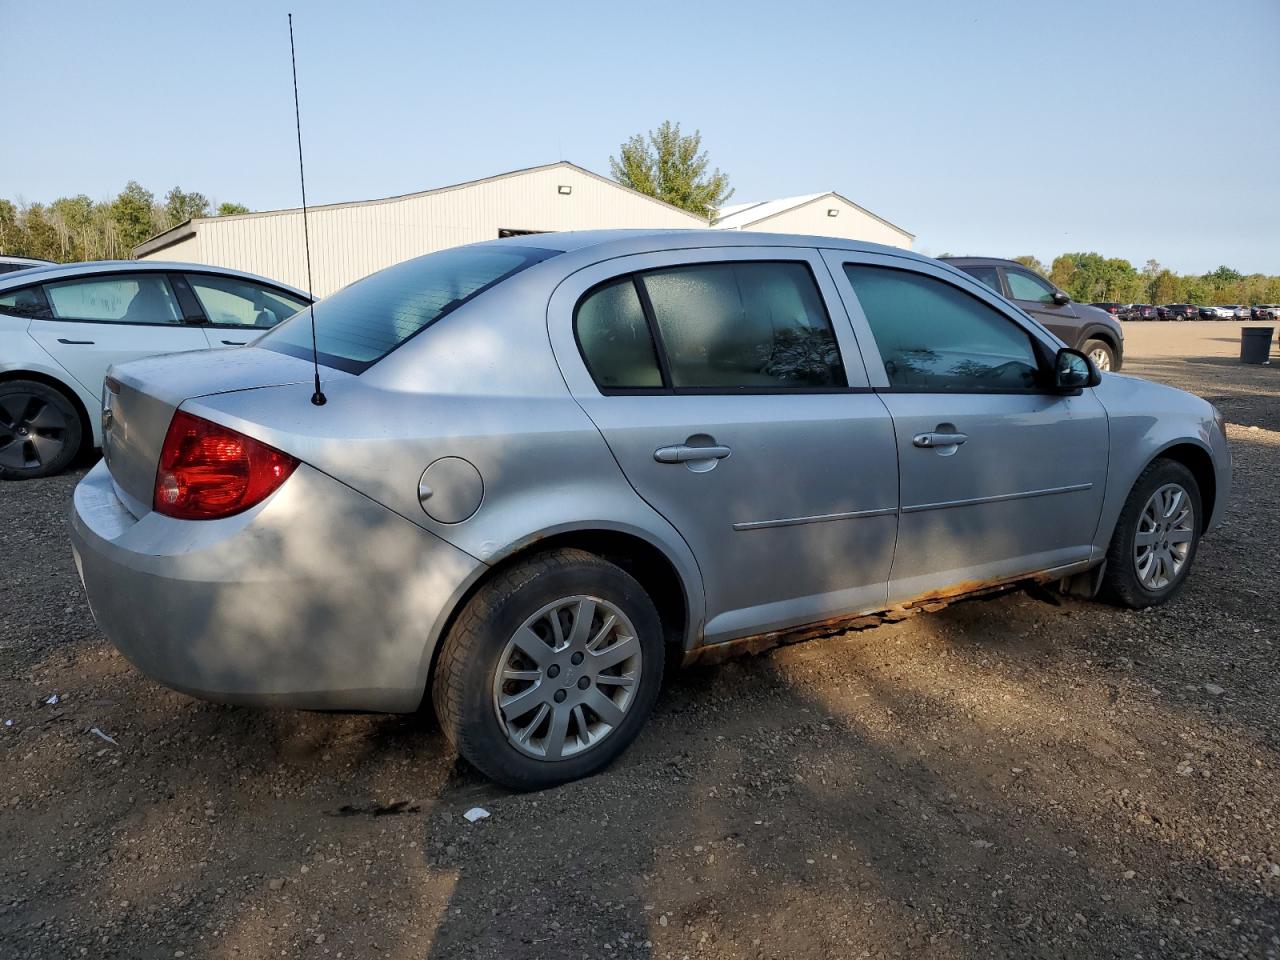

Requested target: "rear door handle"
[
  {"left": 220, "top": 339, "right": 247, "bottom": 345},
  {"left": 913, "top": 431, "right": 968, "bottom": 448},
  {"left": 654, "top": 444, "right": 732, "bottom": 464},
  {"left": 57, "top": 338, "right": 95, "bottom": 345}
]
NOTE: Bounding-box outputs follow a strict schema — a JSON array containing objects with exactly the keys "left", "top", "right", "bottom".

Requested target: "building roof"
[
  {"left": 713, "top": 191, "right": 914, "bottom": 240},
  {"left": 134, "top": 161, "right": 707, "bottom": 258}
]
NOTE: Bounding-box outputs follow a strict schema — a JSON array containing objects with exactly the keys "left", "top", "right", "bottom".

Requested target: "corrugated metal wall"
[{"left": 158, "top": 165, "right": 704, "bottom": 296}]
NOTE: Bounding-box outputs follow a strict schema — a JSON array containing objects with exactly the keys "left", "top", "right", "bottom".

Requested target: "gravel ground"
[{"left": 1, "top": 323, "right": 1277, "bottom": 959}]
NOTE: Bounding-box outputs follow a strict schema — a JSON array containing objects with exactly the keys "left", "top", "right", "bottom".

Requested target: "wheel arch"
[
  {"left": 0, "top": 369, "right": 94, "bottom": 458},
  {"left": 1151, "top": 441, "right": 1216, "bottom": 533},
  {"left": 1081, "top": 326, "right": 1122, "bottom": 367},
  {"left": 419, "top": 525, "right": 703, "bottom": 708}
]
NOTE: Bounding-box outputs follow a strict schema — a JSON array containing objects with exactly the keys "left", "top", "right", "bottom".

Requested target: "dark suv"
[
  {"left": 1163, "top": 303, "right": 1198, "bottom": 321},
  {"left": 941, "top": 257, "right": 1124, "bottom": 371}
]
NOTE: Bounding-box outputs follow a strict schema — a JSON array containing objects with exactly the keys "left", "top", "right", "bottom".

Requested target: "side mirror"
[
  {"left": 1053, "top": 348, "right": 1101, "bottom": 391},
  {"left": 1052, "top": 290, "right": 1071, "bottom": 305}
]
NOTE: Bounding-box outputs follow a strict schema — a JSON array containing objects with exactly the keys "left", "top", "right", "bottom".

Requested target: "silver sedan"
[{"left": 71, "top": 231, "right": 1231, "bottom": 789}]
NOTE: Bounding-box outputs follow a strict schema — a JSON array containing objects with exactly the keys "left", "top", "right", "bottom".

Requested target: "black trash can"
[{"left": 1240, "top": 327, "right": 1275, "bottom": 365}]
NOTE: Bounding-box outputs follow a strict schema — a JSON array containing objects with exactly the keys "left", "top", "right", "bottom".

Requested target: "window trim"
[
  {"left": 839, "top": 261, "right": 1058, "bottom": 396},
  {"left": 572, "top": 259, "right": 854, "bottom": 397}
]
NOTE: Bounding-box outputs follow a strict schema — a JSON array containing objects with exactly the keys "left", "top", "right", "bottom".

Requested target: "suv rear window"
[{"left": 262, "top": 245, "right": 558, "bottom": 373}]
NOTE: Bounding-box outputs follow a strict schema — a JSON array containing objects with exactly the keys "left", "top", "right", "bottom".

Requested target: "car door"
[
  {"left": 823, "top": 251, "right": 1108, "bottom": 603},
  {"left": 24, "top": 272, "right": 209, "bottom": 396},
  {"left": 548, "top": 247, "right": 899, "bottom": 645},
  {"left": 1002, "top": 265, "right": 1080, "bottom": 344},
  {"left": 182, "top": 272, "right": 310, "bottom": 348}
]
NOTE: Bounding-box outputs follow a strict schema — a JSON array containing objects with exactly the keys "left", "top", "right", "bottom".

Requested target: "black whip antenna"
[{"left": 288, "top": 13, "right": 326, "bottom": 406}]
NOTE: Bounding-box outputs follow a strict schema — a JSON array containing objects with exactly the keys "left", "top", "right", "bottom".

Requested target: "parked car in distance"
[
  {"left": 1, "top": 261, "right": 310, "bottom": 479},
  {"left": 1092, "top": 302, "right": 1124, "bottom": 317},
  {"left": 1130, "top": 304, "right": 1159, "bottom": 321},
  {"left": 0, "top": 255, "right": 54, "bottom": 276},
  {"left": 71, "top": 230, "right": 1231, "bottom": 789},
  {"left": 1218, "top": 304, "right": 1252, "bottom": 320},
  {"left": 1163, "top": 304, "right": 1199, "bottom": 321},
  {"left": 1201, "top": 305, "right": 1236, "bottom": 320},
  {"left": 1250, "top": 305, "right": 1278, "bottom": 321},
  {"left": 941, "top": 257, "right": 1124, "bottom": 370}
]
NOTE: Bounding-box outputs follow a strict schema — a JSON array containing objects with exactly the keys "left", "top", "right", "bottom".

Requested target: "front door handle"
[
  {"left": 913, "top": 431, "right": 969, "bottom": 448},
  {"left": 660, "top": 442, "right": 732, "bottom": 465},
  {"left": 654, "top": 443, "right": 732, "bottom": 464},
  {"left": 56, "top": 338, "right": 95, "bottom": 345},
  {"left": 220, "top": 339, "right": 247, "bottom": 346}
]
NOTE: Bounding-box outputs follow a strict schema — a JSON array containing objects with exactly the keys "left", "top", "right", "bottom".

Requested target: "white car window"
[
  {"left": 186, "top": 274, "right": 308, "bottom": 328},
  {"left": 44, "top": 274, "right": 182, "bottom": 324}
]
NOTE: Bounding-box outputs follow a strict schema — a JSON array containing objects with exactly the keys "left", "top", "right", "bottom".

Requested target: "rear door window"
[
  {"left": 43, "top": 274, "right": 183, "bottom": 324},
  {"left": 185, "top": 273, "right": 309, "bottom": 328},
  {"left": 639, "top": 261, "right": 845, "bottom": 390}
]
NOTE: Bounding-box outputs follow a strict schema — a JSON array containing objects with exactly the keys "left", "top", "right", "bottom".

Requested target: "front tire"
[
  {"left": 0, "top": 380, "right": 82, "bottom": 480},
  {"left": 1101, "top": 459, "right": 1202, "bottom": 609},
  {"left": 1081, "top": 338, "right": 1116, "bottom": 372},
  {"left": 432, "top": 548, "right": 665, "bottom": 790}
]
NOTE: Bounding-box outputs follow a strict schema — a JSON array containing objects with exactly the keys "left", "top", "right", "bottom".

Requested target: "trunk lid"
[{"left": 102, "top": 347, "right": 324, "bottom": 517}]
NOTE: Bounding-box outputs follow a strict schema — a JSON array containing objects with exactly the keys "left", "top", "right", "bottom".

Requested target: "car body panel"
[
  {"left": 69, "top": 230, "right": 1231, "bottom": 715},
  {"left": 71, "top": 457, "right": 481, "bottom": 711}
]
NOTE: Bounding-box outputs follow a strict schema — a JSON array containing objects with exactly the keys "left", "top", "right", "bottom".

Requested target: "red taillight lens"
[{"left": 153, "top": 410, "right": 299, "bottom": 520}]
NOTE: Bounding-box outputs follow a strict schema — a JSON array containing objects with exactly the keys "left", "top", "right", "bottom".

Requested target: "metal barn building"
[
  {"left": 135, "top": 161, "right": 913, "bottom": 295},
  {"left": 713, "top": 192, "right": 914, "bottom": 248}
]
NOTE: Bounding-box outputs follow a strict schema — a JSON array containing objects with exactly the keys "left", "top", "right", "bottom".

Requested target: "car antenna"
[{"left": 288, "top": 13, "right": 326, "bottom": 406}]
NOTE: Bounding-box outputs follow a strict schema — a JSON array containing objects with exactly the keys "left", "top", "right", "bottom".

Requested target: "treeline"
[
  {"left": 1013, "top": 253, "right": 1280, "bottom": 307},
  {"left": 0, "top": 183, "right": 249, "bottom": 263}
]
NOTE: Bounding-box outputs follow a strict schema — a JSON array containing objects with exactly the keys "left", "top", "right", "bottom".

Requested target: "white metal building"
[
  {"left": 135, "top": 162, "right": 914, "bottom": 294},
  {"left": 134, "top": 162, "right": 706, "bottom": 296},
  {"left": 713, "top": 192, "right": 913, "bottom": 249}
]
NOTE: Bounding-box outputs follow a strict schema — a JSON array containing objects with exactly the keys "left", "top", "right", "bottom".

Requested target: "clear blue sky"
[{"left": 3, "top": 0, "right": 1277, "bottom": 274}]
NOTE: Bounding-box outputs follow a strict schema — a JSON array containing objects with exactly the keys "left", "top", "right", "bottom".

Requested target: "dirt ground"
[{"left": 1, "top": 321, "right": 1277, "bottom": 959}]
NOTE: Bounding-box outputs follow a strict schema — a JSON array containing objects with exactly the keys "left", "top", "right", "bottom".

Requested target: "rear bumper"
[{"left": 70, "top": 459, "right": 483, "bottom": 712}]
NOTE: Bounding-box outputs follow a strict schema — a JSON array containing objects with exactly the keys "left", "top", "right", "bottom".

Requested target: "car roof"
[
  {"left": 0, "top": 259, "right": 311, "bottom": 300},
  {"left": 0, "top": 255, "right": 52, "bottom": 265},
  {"left": 487, "top": 228, "right": 931, "bottom": 263},
  {"left": 936, "top": 256, "right": 1028, "bottom": 268}
]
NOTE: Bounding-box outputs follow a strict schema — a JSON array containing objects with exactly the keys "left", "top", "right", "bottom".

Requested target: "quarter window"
[
  {"left": 575, "top": 278, "right": 663, "bottom": 389},
  {"left": 843, "top": 264, "right": 1040, "bottom": 391},
  {"left": 186, "top": 274, "right": 309, "bottom": 328},
  {"left": 1005, "top": 268, "right": 1058, "bottom": 304},
  {"left": 639, "top": 262, "right": 844, "bottom": 389},
  {"left": 43, "top": 274, "right": 182, "bottom": 324},
  {"left": 960, "top": 265, "right": 1002, "bottom": 294},
  {"left": 0, "top": 285, "right": 51, "bottom": 319}
]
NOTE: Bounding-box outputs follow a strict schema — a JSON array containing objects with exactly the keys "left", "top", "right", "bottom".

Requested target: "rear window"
[{"left": 261, "top": 244, "right": 558, "bottom": 373}]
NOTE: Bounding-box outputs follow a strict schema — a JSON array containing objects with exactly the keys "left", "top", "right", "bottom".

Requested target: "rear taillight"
[{"left": 153, "top": 410, "right": 298, "bottom": 520}]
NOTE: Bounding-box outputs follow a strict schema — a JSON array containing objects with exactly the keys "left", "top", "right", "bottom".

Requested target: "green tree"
[
  {"left": 610, "top": 121, "right": 733, "bottom": 220},
  {"left": 163, "top": 187, "right": 210, "bottom": 226},
  {"left": 112, "top": 181, "right": 158, "bottom": 253},
  {"left": 216, "top": 201, "right": 250, "bottom": 216},
  {"left": 0, "top": 199, "right": 18, "bottom": 254},
  {"left": 1012, "top": 255, "right": 1047, "bottom": 276}
]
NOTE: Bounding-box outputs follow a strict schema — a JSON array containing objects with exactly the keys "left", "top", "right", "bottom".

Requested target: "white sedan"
[{"left": 1, "top": 261, "right": 310, "bottom": 478}]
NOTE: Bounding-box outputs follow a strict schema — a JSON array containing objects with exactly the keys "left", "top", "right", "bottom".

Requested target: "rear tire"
[
  {"left": 0, "top": 380, "right": 82, "bottom": 480},
  {"left": 1101, "top": 459, "right": 1202, "bottom": 609},
  {"left": 432, "top": 548, "right": 665, "bottom": 790},
  {"left": 1081, "top": 339, "right": 1116, "bottom": 372}
]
